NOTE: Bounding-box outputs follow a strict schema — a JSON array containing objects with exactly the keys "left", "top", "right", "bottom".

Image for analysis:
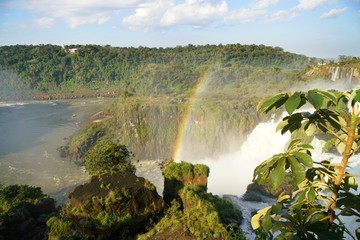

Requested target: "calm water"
[{"left": 0, "top": 99, "right": 110, "bottom": 203}]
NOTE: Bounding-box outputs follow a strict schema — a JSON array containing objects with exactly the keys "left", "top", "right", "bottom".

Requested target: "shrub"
[{"left": 84, "top": 139, "right": 135, "bottom": 175}]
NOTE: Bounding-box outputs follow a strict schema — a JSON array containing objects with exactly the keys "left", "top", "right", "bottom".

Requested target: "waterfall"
[
  {"left": 349, "top": 68, "right": 354, "bottom": 84},
  {"left": 329, "top": 66, "right": 357, "bottom": 84},
  {"left": 183, "top": 102, "right": 359, "bottom": 239},
  {"left": 191, "top": 113, "right": 360, "bottom": 239},
  {"left": 331, "top": 66, "right": 340, "bottom": 81},
  {"left": 194, "top": 116, "right": 290, "bottom": 195}
]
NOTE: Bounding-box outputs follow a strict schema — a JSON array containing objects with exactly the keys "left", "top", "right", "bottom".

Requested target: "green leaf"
[
  {"left": 272, "top": 221, "right": 288, "bottom": 233},
  {"left": 293, "top": 152, "right": 313, "bottom": 168},
  {"left": 253, "top": 154, "right": 282, "bottom": 182},
  {"left": 343, "top": 175, "right": 358, "bottom": 191},
  {"left": 262, "top": 210, "right": 272, "bottom": 232},
  {"left": 251, "top": 206, "right": 272, "bottom": 230},
  {"left": 277, "top": 193, "right": 291, "bottom": 203},
  {"left": 307, "top": 212, "right": 327, "bottom": 226},
  {"left": 304, "top": 122, "right": 317, "bottom": 136},
  {"left": 335, "top": 136, "right": 346, "bottom": 155},
  {"left": 276, "top": 119, "right": 289, "bottom": 132},
  {"left": 307, "top": 187, "right": 316, "bottom": 201},
  {"left": 270, "top": 158, "right": 286, "bottom": 189},
  {"left": 316, "top": 90, "right": 337, "bottom": 105},
  {"left": 257, "top": 93, "right": 288, "bottom": 113},
  {"left": 288, "top": 155, "right": 306, "bottom": 185},
  {"left": 307, "top": 90, "right": 324, "bottom": 109},
  {"left": 273, "top": 202, "right": 283, "bottom": 215},
  {"left": 281, "top": 113, "right": 303, "bottom": 134},
  {"left": 285, "top": 92, "right": 302, "bottom": 115},
  {"left": 355, "top": 89, "right": 360, "bottom": 103}
]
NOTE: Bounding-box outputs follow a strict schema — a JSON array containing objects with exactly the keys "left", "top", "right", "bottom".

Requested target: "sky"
[{"left": 0, "top": 0, "right": 359, "bottom": 58}]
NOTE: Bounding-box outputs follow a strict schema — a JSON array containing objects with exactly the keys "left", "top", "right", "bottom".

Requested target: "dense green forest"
[{"left": 0, "top": 44, "right": 318, "bottom": 99}]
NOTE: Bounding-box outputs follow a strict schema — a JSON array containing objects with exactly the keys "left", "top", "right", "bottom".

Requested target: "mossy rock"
[
  {"left": 48, "top": 172, "right": 164, "bottom": 239},
  {"left": 0, "top": 185, "right": 56, "bottom": 240},
  {"left": 139, "top": 186, "right": 244, "bottom": 240},
  {"left": 162, "top": 161, "right": 209, "bottom": 204}
]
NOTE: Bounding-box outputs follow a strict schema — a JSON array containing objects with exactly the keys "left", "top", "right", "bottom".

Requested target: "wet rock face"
[{"left": 67, "top": 172, "right": 164, "bottom": 235}]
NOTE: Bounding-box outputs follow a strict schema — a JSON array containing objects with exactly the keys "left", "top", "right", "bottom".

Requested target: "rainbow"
[{"left": 172, "top": 69, "right": 212, "bottom": 162}]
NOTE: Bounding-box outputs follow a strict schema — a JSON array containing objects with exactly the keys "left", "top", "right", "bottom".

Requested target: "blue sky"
[{"left": 0, "top": 0, "right": 359, "bottom": 58}]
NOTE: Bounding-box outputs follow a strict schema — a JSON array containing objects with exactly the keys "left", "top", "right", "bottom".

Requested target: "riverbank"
[
  {"left": 0, "top": 90, "right": 118, "bottom": 101},
  {"left": 0, "top": 98, "right": 113, "bottom": 205}
]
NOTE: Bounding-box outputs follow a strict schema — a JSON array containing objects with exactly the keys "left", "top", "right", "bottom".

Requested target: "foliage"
[
  {"left": 162, "top": 161, "right": 209, "bottom": 180},
  {"left": 47, "top": 169, "right": 166, "bottom": 240},
  {"left": 0, "top": 44, "right": 317, "bottom": 99},
  {"left": 0, "top": 185, "right": 55, "bottom": 239},
  {"left": 68, "top": 93, "right": 266, "bottom": 162},
  {"left": 47, "top": 186, "right": 136, "bottom": 239},
  {"left": 139, "top": 186, "right": 245, "bottom": 240},
  {"left": 68, "top": 121, "right": 109, "bottom": 161},
  {"left": 0, "top": 184, "right": 54, "bottom": 217},
  {"left": 84, "top": 139, "right": 135, "bottom": 175},
  {"left": 252, "top": 89, "right": 360, "bottom": 239}
]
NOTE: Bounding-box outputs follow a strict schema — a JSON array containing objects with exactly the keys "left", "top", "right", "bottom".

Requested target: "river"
[{"left": 0, "top": 98, "right": 111, "bottom": 204}]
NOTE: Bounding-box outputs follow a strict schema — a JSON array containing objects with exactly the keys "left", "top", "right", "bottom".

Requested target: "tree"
[
  {"left": 84, "top": 139, "right": 135, "bottom": 175},
  {"left": 251, "top": 89, "right": 360, "bottom": 239}
]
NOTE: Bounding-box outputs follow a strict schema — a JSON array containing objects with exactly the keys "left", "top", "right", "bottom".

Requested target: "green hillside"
[{"left": 0, "top": 44, "right": 317, "bottom": 99}]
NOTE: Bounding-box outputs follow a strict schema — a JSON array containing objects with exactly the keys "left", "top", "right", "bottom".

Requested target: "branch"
[
  {"left": 317, "top": 121, "right": 346, "bottom": 144},
  {"left": 354, "top": 135, "right": 360, "bottom": 139}
]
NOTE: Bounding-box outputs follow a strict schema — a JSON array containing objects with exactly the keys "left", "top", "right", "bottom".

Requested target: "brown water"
[{"left": 0, "top": 98, "right": 111, "bottom": 204}]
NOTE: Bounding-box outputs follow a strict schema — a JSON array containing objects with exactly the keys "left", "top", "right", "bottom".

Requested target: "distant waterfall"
[
  {"left": 329, "top": 66, "right": 355, "bottom": 83},
  {"left": 330, "top": 66, "right": 339, "bottom": 81}
]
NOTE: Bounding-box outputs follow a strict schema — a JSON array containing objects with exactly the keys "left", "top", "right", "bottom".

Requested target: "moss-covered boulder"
[
  {"left": 0, "top": 185, "right": 56, "bottom": 240},
  {"left": 138, "top": 186, "right": 244, "bottom": 240},
  {"left": 139, "top": 162, "right": 244, "bottom": 240},
  {"left": 162, "top": 161, "right": 209, "bottom": 204},
  {"left": 47, "top": 172, "right": 164, "bottom": 239}
]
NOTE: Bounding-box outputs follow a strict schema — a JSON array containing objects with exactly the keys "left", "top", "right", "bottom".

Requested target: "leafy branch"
[{"left": 252, "top": 89, "right": 360, "bottom": 239}]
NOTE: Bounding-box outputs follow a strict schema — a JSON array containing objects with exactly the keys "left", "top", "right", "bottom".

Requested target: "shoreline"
[{"left": 0, "top": 91, "right": 118, "bottom": 102}]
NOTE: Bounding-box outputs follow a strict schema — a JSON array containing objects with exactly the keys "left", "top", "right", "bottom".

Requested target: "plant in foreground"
[{"left": 252, "top": 89, "right": 360, "bottom": 239}]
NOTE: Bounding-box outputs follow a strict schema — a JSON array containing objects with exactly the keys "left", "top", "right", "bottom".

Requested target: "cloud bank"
[
  {"left": 320, "top": 7, "right": 347, "bottom": 19},
  {"left": 7, "top": 0, "right": 352, "bottom": 30}
]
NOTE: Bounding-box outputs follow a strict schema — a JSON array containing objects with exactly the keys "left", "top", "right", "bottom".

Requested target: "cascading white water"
[
  {"left": 195, "top": 114, "right": 360, "bottom": 239},
  {"left": 195, "top": 116, "right": 290, "bottom": 195}
]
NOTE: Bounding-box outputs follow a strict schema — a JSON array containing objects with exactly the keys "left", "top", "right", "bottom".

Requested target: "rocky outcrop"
[
  {"left": 242, "top": 181, "right": 295, "bottom": 202},
  {"left": 69, "top": 173, "right": 164, "bottom": 219},
  {"left": 162, "top": 161, "right": 209, "bottom": 204},
  {"left": 0, "top": 185, "right": 56, "bottom": 240},
  {"left": 138, "top": 162, "right": 243, "bottom": 240},
  {"left": 242, "top": 183, "right": 276, "bottom": 202},
  {"left": 48, "top": 172, "right": 164, "bottom": 239}
]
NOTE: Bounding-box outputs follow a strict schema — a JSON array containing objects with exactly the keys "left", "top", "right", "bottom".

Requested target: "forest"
[{"left": 0, "top": 44, "right": 318, "bottom": 99}]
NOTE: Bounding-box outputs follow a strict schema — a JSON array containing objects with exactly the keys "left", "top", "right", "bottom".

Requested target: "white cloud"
[
  {"left": 320, "top": 7, "right": 347, "bottom": 19},
  {"left": 123, "top": 0, "right": 173, "bottom": 31},
  {"left": 160, "top": 0, "right": 228, "bottom": 27},
  {"left": 9, "top": 0, "right": 350, "bottom": 32},
  {"left": 296, "top": 0, "right": 330, "bottom": 11},
  {"left": 33, "top": 17, "right": 54, "bottom": 28},
  {"left": 123, "top": 0, "right": 228, "bottom": 31},
  {"left": 267, "top": 0, "right": 334, "bottom": 22},
  {"left": 19, "top": 0, "right": 146, "bottom": 28},
  {"left": 268, "top": 9, "right": 290, "bottom": 21},
  {"left": 254, "top": 0, "right": 279, "bottom": 9},
  {"left": 226, "top": 8, "right": 267, "bottom": 22}
]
